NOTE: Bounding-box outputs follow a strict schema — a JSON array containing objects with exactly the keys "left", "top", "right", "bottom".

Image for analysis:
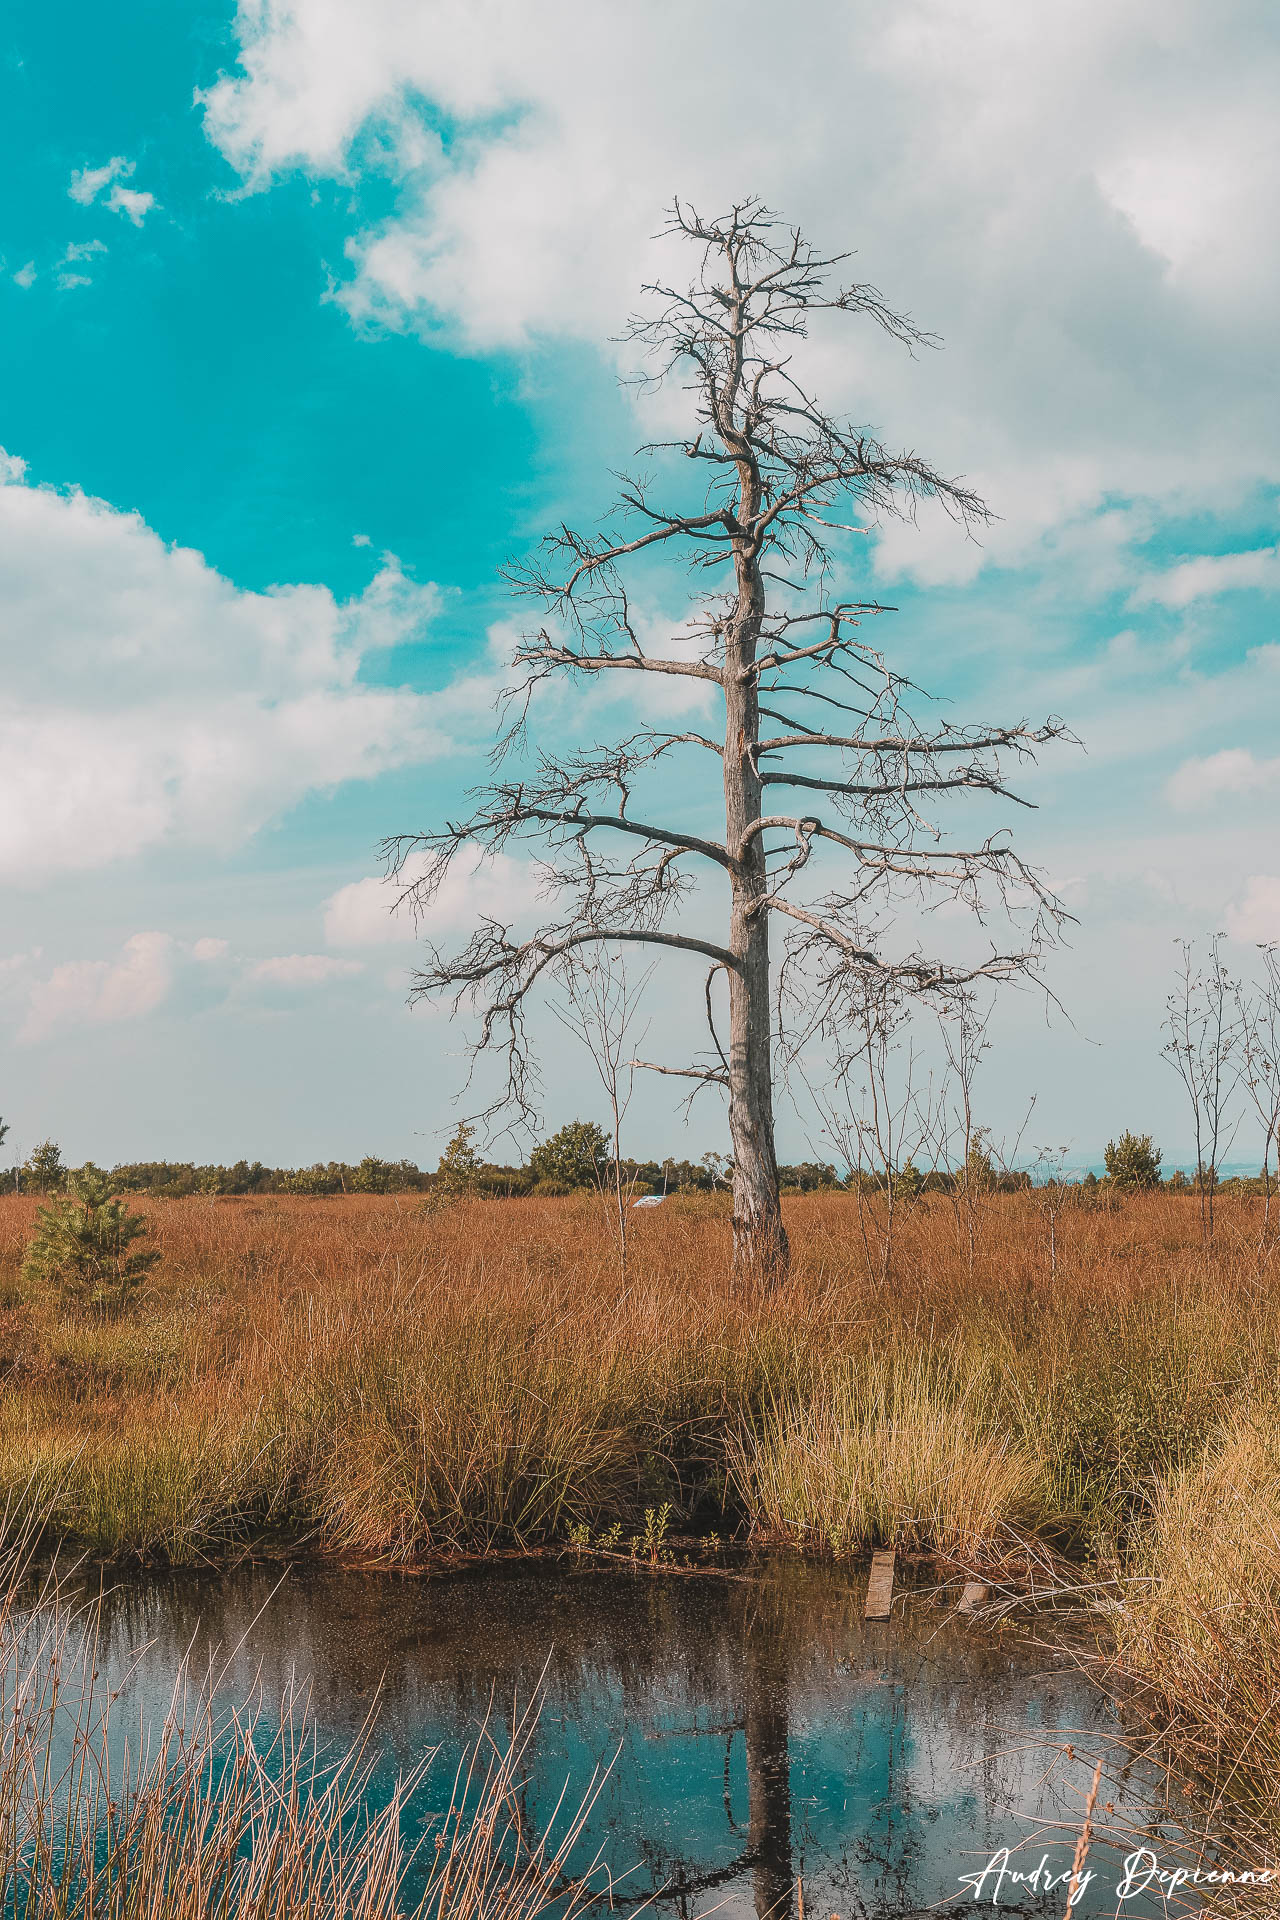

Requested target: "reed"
[
  {"left": 1, "top": 1186, "right": 1279, "bottom": 1845},
  {"left": 0, "top": 1550, "right": 610, "bottom": 1915},
  {"left": 0, "top": 1189, "right": 1274, "bottom": 1566}
]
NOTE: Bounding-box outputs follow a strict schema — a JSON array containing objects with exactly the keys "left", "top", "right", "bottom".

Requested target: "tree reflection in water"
[
  {"left": 81, "top": 1559, "right": 1174, "bottom": 1920},
  {"left": 745, "top": 1626, "right": 793, "bottom": 1920}
]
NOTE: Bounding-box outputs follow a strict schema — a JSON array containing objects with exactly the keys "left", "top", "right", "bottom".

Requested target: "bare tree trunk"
[
  {"left": 727, "top": 905, "right": 788, "bottom": 1283},
  {"left": 724, "top": 517, "right": 789, "bottom": 1285},
  {"left": 745, "top": 1633, "right": 794, "bottom": 1920}
]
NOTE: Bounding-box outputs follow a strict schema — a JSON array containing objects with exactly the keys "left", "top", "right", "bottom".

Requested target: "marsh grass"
[
  {"left": 0, "top": 1551, "right": 613, "bottom": 1916},
  {"left": 1113, "top": 1415, "right": 1280, "bottom": 1820},
  {"left": 2, "top": 1188, "right": 1280, "bottom": 1825},
  {"left": 0, "top": 1188, "right": 1274, "bottom": 1567},
  {"left": 728, "top": 1356, "right": 1051, "bottom": 1556}
]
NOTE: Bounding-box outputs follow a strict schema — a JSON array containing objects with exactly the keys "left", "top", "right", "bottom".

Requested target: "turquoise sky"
[{"left": 2, "top": 0, "right": 1279, "bottom": 1169}]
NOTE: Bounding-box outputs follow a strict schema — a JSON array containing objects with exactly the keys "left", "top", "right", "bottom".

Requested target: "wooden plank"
[
  {"left": 957, "top": 1581, "right": 990, "bottom": 1616},
  {"left": 864, "top": 1548, "right": 896, "bottom": 1619}
]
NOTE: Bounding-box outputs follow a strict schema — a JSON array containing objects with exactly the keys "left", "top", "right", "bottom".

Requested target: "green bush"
[
  {"left": 528, "top": 1120, "right": 610, "bottom": 1191},
  {"left": 24, "top": 1139, "right": 66, "bottom": 1193},
  {"left": 22, "top": 1165, "right": 159, "bottom": 1310},
  {"left": 1104, "top": 1131, "right": 1163, "bottom": 1191}
]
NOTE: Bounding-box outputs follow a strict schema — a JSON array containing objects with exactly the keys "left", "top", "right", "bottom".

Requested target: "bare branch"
[
  {"left": 394, "top": 196, "right": 1069, "bottom": 1279},
  {"left": 628, "top": 1059, "right": 730, "bottom": 1087}
]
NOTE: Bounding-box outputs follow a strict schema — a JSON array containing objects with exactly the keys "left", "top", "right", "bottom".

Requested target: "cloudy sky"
[{"left": 1, "top": 0, "right": 1278, "bottom": 1170}]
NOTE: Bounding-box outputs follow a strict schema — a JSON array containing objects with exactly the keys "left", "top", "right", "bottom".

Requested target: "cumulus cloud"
[
  {"left": 0, "top": 451, "right": 450, "bottom": 878},
  {"left": 20, "top": 932, "right": 178, "bottom": 1042},
  {"left": 69, "top": 158, "right": 125, "bottom": 204},
  {"left": 55, "top": 238, "right": 107, "bottom": 291},
  {"left": 202, "top": 0, "right": 1280, "bottom": 578},
  {"left": 247, "top": 954, "right": 364, "bottom": 986},
  {"left": 1226, "top": 876, "right": 1280, "bottom": 944},
  {"left": 1131, "top": 545, "right": 1280, "bottom": 608},
  {"left": 1167, "top": 748, "right": 1280, "bottom": 811},
  {"left": 325, "top": 843, "right": 543, "bottom": 946},
  {"left": 13, "top": 934, "right": 370, "bottom": 1042},
  {"left": 68, "top": 156, "right": 156, "bottom": 225}
]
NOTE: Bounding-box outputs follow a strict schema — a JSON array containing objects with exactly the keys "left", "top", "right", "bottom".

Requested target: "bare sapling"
[
  {"left": 554, "top": 951, "right": 652, "bottom": 1284},
  {"left": 939, "top": 991, "right": 995, "bottom": 1276},
  {"left": 1236, "top": 943, "right": 1280, "bottom": 1251},
  {"left": 1031, "top": 1145, "right": 1071, "bottom": 1280},
  {"left": 804, "top": 976, "right": 940, "bottom": 1284},
  {"left": 389, "top": 199, "right": 1067, "bottom": 1286},
  {"left": 1163, "top": 936, "right": 1244, "bottom": 1245}
]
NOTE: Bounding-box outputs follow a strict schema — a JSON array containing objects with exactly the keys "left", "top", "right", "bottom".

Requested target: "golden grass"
[
  {"left": 1115, "top": 1416, "right": 1280, "bottom": 1813},
  {"left": 2, "top": 1184, "right": 1279, "bottom": 1838},
  {"left": 728, "top": 1358, "right": 1050, "bottom": 1557},
  {"left": 0, "top": 1550, "right": 610, "bottom": 1915},
  {"left": 0, "top": 1186, "right": 1273, "bottom": 1567}
]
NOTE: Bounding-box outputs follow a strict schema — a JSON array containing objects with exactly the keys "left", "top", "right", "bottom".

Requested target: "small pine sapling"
[
  {"left": 421, "top": 1121, "right": 482, "bottom": 1212},
  {"left": 1103, "top": 1131, "right": 1163, "bottom": 1192},
  {"left": 25, "top": 1139, "right": 65, "bottom": 1193},
  {"left": 22, "top": 1165, "right": 159, "bottom": 1310}
]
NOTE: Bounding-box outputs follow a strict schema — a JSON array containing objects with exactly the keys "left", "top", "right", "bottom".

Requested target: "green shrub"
[
  {"left": 1104, "top": 1131, "right": 1163, "bottom": 1191},
  {"left": 22, "top": 1165, "right": 159, "bottom": 1309},
  {"left": 420, "top": 1121, "right": 483, "bottom": 1213},
  {"left": 528, "top": 1120, "right": 609, "bottom": 1190},
  {"left": 24, "top": 1139, "right": 66, "bottom": 1193}
]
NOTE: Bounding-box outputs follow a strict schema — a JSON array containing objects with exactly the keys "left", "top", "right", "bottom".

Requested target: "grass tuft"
[{"left": 729, "top": 1358, "right": 1049, "bottom": 1559}]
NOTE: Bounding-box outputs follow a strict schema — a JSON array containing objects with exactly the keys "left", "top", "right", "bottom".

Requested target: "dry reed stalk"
[
  {"left": 2, "top": 1190, "right": 1280, "bottom": 1862},
  {"left": 0, "top": 1186, "right": 1273, "bottom": 1566},
  {"left": 0, "top": 1548, "right": 614, "bottom": 1917}
]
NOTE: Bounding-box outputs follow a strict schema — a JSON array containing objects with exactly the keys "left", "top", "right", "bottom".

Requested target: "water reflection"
[{"left": 80, "top": 1558, "right": 1174, "bottom": 1918}]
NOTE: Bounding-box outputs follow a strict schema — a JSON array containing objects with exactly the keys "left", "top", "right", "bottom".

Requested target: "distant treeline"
[
  {"left": 3, "top": 1151, "right": 1041, "bottom": 1200},
  {"left": 8, "top": 1153, "right": 770, "bottom": 1199},
  {"left": 4, "top": 1122, "right": 1272, "bottom": 1200}
]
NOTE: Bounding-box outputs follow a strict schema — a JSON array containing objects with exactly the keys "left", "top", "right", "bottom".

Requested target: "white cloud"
[
  {"left": 1167, "top": 748, "right": 1280, "bottom": 812},
  {"left": 1131, "top": 546, "right": 1280, "bottom": 609},
  {"left": 325, "top": 843, "right": 543, "bottom": 946},
  {"left": 20, "top": 932, "right": 176, "bottom": 1043},
  {"left": 107, "top": 186, "right": 155, "bottom": 227},
  {"left": 202, "top": 0, "right": 1280, "bottom": 578},
  {"left": 12, "top": 262, "right": 35, "bottom": 289},
  {"left": 248, "top": 954, "right": 364, "bottom": 985},
  {"left": 0, "top": 451, "right": 451, "bottom": 878},
  {"left": 1226, "top": 876, "right": 1280, "bottom": 945},
  {"left": 69, "top": 159, "right": 125, "bottom": 205},
  {"left": 55, "top": 238, "right": 108, "bottom": 291},
  {"left": 14, "top": 935, "right": 369, "bottom": 1041},
  {"left": 69, "top": 156, "right": 156, "bottom": 225}
]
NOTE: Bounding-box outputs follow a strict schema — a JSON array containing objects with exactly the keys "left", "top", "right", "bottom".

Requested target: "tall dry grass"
[
  {"left": 2, "top": 1186, "right": 1279, "bottom": 1836},
  {"left": 0, "top": 1187, "right": 1272, "bottom": 1566},
  {"left": 727, "top": 1358, "right": 1050, "bottom": 1557},
  {"left": 1114, "top": 1417, "right": 1280, "bottom": 1816},
  {"left": 0, "top": 1548, "right": 610, "bottom": 1915}
]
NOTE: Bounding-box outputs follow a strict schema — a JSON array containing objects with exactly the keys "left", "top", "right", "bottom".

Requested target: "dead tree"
[
  {"left": 388, "top": 201, "right": 1068, "bottom": 1285},
  {"left": 1164, "top": 935, "right": 1243, "bottom": 1244}
]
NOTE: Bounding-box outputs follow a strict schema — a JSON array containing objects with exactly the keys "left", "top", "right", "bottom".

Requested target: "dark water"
[{"left": 81, "top": 1558, "right": 1184, "bottom": 1918}]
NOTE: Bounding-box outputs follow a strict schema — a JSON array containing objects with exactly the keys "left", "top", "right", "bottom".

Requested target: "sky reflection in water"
[{"left": 85, "top": 1560, "right": 1179, "bottom": 1919}]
